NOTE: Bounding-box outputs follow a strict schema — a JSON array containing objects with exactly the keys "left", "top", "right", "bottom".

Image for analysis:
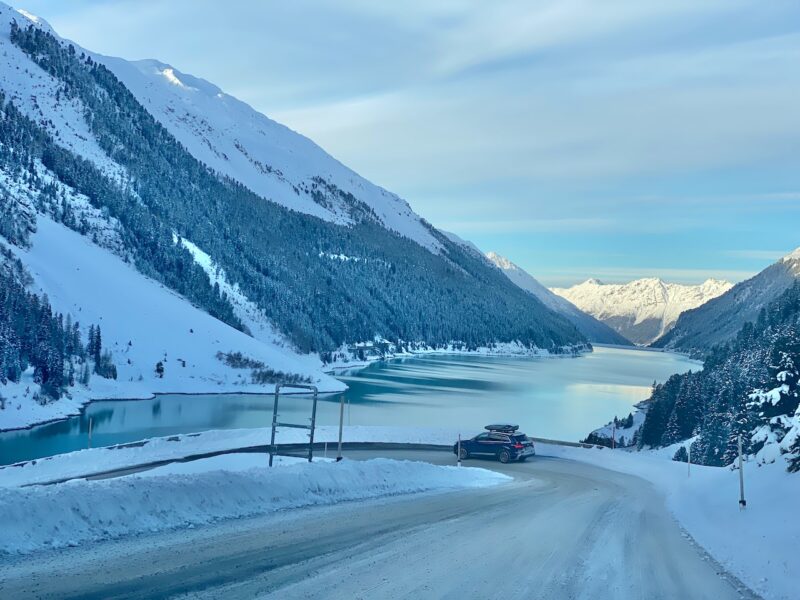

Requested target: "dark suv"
[{"left": 454, "top": 424, "right": 535, "bottom": 463}]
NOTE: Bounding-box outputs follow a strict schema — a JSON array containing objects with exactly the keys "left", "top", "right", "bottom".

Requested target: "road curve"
[{"left": 0, "top": 449, "right": 758, "bottom": 600}]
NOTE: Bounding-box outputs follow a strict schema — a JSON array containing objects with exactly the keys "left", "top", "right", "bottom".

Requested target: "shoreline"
[{"left": 0, "top": 343, "right": 592, "bottom": 435}]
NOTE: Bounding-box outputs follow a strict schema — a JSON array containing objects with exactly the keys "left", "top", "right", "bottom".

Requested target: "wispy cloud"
[{"left": 20, "top": 0, "right": 800, "bottom": 285}]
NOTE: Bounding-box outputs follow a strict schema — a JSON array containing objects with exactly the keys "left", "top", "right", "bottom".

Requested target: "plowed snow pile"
[{"left": 0, "top": 458, "right": 509, "bottom": 554}]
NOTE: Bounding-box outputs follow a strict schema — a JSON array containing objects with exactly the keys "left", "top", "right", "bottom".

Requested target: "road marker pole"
[
  {"left": 457, "top": 434, "right": 462, "bottom": 467},
  {"left": 611, "top": 422, "right": 615, "bottom": 449},
  {"left": 87, "top": 417, "right": 93, "bottom": 449},
  {"left": 687, "top": 444, "right": 691, "bottom": 478},
  {"left": 738, "top": 434, "right": 746, "bottom": 509},
  {"left": 336, "top": 394, "right": 345, "bottom": 462}
]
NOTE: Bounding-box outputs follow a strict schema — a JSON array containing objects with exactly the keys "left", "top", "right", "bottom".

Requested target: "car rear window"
[{"left": 512, "top": 434, "right": 529, "bottom": 442}]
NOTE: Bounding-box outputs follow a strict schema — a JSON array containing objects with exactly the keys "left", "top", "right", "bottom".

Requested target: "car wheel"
[
  {"left": 498, "top": 450, "right": 510, "bottom": 464},
  {"left": 459, "top": 447, "right": 469, "bottom": 460}
]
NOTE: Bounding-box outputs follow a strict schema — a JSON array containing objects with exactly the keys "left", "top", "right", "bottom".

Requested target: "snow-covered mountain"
[
  {"left": 655, "top": 248, "right": 800, "bottom": 353},
  {"left": 0, "top": 4, "right": 587, "bottom": 429},
  {"left": 98, "top": 57, "right": 441, "bottom": 253},
  {"left": 551, "top": 278, "right": 732, "bottom": 345},
  {"left": 486, "top": 253, "right": 630, "bottom": 345}
]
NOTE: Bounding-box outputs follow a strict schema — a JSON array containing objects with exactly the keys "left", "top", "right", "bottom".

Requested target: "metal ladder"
[{"left": 268, "top": 383, "right": 319, "bottom": 466}]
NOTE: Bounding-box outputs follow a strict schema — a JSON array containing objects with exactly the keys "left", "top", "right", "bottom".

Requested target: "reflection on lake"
[{"left": 0, "top": 346, "right": 700, "bottom": 465}]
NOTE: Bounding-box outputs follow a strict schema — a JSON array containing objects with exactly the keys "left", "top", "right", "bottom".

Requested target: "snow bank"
[{"left": 0, "top": 458, "right": 508, "bottom": 555}]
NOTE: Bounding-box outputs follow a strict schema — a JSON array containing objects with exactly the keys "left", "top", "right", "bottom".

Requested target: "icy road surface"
[{"left": 0, "top": 450, "right": 757, "bottom": 600}]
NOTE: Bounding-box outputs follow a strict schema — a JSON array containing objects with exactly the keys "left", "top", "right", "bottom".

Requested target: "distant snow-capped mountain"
[
  {"left": 551, "top": 278, "right": 732, "bottom": 345},
  {"left": 654, "top": 248, "right": 800, "bottom": 353},
  {"left": 485, "top": 253, "right": 631, "bottom": 345}
]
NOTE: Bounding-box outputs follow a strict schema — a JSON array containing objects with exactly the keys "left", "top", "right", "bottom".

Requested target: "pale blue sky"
[{"left": 17, "top": 0, "right": 800, "bottom": 286}]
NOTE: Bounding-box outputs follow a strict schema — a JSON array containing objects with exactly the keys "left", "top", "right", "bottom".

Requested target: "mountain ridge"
[
  {"left": 551, "top": 277, "right": 732, "bottom": 345},
  {"left": 654, "top": 249, "right": 800, "bottom": 353}
]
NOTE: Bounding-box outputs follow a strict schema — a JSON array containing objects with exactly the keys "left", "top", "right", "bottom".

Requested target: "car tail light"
[{"left": 514, "top": 443, "right": 524, "bottom": 449}]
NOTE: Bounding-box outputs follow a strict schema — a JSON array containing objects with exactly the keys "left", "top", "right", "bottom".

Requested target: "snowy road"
[{"left": 0, "top": 450, "right": 758, "bottom": 600}]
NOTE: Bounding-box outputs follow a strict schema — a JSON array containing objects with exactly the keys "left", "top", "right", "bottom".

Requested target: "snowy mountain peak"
[
  {"left": 781, "top": 247, "right": 800, "bottom": 263},
  {"left": 551, "top": 277, "right": 733, "bottom": 345},
  {"left": 485, "top": 251, "right": 517, "bottom": 272},
  {"left": 131, "top": 59, "right": 223, "bottom": 96}
]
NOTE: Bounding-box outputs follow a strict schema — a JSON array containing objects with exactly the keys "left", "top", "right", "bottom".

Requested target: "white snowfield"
[
  {"left": 551, "top": 277, "right": 733, "bottom": 344},
  {"left": 0, "top": 457, "right": 509, "bottom": 555}
]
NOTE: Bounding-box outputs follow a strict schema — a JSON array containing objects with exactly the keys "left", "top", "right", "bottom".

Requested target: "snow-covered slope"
[
  {"left": 486, "top": 253, "right": 630, "bottom": 345},
  {"left": 0, "top": 4, "right": 439, "bottom": 252},
  {"left": 1, "top": 216, "right": 342, "bottom": 430},
  {"left": 551, "top": 278, "right": 732, "bottom": 345},
  {"left": 655, "top": 249, "right": 800, "bottom": 353},
  {"left": 0, "top": 6, "right": 126, "bottom": 183},
  {"left": 96, "top": 59, "right": 441, "bottom": 252}
]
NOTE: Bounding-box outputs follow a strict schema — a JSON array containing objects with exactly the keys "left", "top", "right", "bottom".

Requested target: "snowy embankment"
[{"left": 0, "top": 457, "right": 508, "bottom": 555}]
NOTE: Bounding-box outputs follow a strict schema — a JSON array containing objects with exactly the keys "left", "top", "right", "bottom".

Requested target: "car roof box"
[{"left": 485, "top": 424, "right": 519, "bottom": 433}]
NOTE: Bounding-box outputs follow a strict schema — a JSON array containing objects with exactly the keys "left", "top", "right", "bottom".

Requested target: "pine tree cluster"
[
  {"left": 636, "top": 282, "right": 800, "bottom": 469},
  {"left": 0, "top": 250, "right": 112, "bottom": 400}
]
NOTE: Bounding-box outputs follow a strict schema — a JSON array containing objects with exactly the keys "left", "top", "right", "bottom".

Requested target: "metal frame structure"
[{"left": 269, "top": 383, "right": 319, "bottom": 466}]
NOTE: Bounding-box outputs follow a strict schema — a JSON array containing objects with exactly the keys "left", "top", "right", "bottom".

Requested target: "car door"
[
  {"left": 489, "top": 433, "right": 510, "bottom": 456},
  {"left": 472, "top": 432, "right": 492, "bottom": 454}
]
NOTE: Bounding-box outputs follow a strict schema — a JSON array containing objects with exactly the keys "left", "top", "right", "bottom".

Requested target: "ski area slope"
[
  {"left": 551, "top": 277, "right": 732, "bottom": 345},
  {"left": 0, "top": 216, "right": 341, "bottom": 431},
  {"left": 0, "top": 448, "right": 761, "bottom": 600},
  {"left": 487, "top": 252, "right": 631, "bottom": 345},
  {"left": 655, "top": 248, "right": 800, "bottom": 353}
]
